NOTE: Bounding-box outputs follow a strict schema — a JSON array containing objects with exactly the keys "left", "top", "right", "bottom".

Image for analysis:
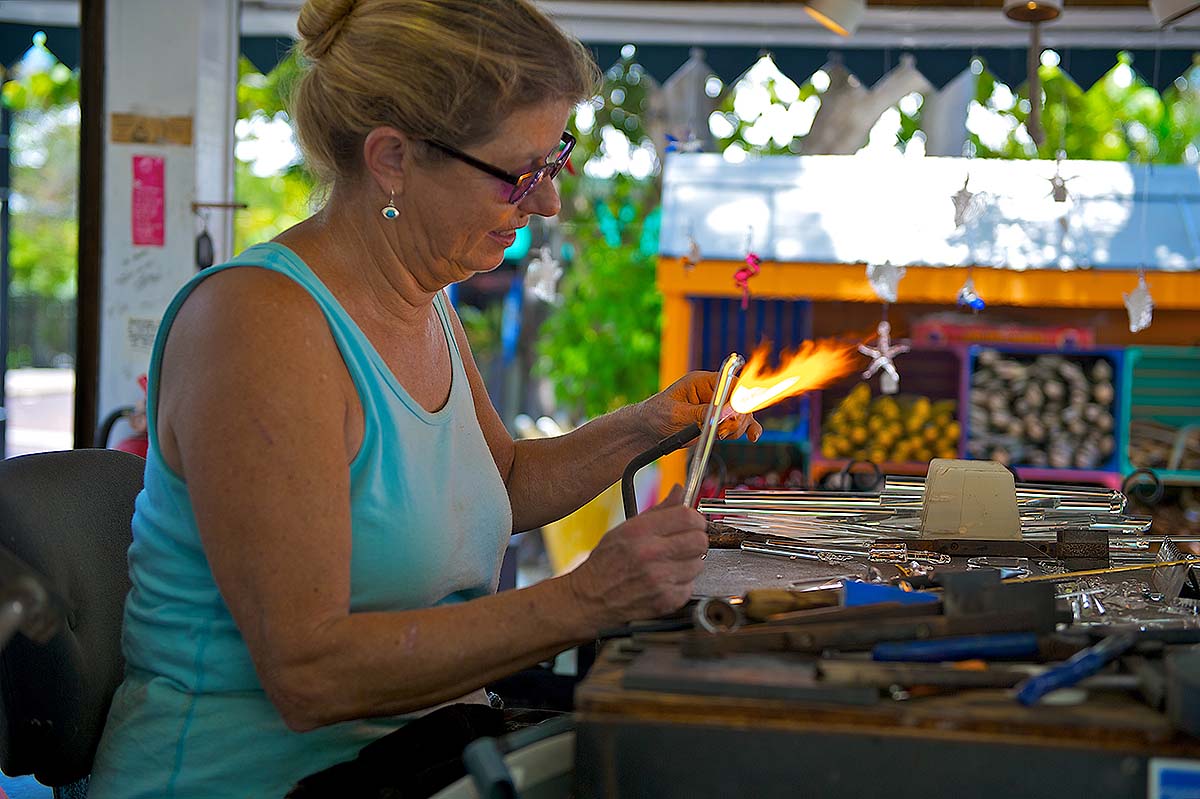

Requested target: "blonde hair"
[{"left": 291, "top": 0, "right": 601, "bottom": 185}]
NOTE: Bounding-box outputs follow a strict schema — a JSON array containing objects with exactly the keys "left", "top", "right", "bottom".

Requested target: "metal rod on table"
[
  {"left": 1009, "top": 558, "right": 1198, "bottom": 584},
  {"left": 683, "top": 352, "right": 744, "bottom": 508}
]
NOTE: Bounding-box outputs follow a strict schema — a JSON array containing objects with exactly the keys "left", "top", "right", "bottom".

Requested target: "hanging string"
[
  {"left": 1137, "top": 33, "right": 1164, "bottom": 268},
  {"left": 1058, "top": 49, "right": 1070, "bottom": 159}
]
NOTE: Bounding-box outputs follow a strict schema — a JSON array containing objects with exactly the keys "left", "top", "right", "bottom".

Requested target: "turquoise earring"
[{"left": 381, "top": 189, "right": 399, "bottom": 220}]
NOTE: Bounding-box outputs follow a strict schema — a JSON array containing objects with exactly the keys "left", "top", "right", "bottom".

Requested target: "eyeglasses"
[{"left": 425, "top": 131, "right": 575, "bottom": 204}]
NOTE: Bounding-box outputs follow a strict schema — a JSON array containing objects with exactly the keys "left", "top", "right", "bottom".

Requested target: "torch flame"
[{"left": 729, "top": 339, "right": 860, "bottom": 414}]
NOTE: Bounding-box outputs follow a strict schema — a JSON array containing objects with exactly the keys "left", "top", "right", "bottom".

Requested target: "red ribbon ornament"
[{"left": 734, "top": 251, "right": 761, "bottom": 310}]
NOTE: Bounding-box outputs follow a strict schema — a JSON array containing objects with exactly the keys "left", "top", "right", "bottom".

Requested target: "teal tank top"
[{"left": 89, "top": 243, "right": 513, "bottom": 798}]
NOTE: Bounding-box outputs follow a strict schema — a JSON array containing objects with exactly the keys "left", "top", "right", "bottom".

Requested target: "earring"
[{"left": 381, "top": 189, "right": 399, "bottom": 220}]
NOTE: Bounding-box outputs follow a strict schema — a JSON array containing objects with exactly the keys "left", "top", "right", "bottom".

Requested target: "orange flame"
[{"left": 729, "top": 340, "right": 860, "bottom": 414}]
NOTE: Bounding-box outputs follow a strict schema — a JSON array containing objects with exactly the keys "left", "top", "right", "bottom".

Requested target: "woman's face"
[{"left": 404, "top": 101, "right": 572, "bottom": 284}]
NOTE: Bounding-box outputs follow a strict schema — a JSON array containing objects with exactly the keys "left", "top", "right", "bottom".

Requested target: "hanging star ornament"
[
  {"left": 524, "top": 245, "right": 562, "bottom": 303},
  {"left": 1124, "top": 271, "right": 1154, "bottom": 333},
  {"left": 957, "top": 275, "right": 986, "bottom": 312},
  {"left": 1048, "top": 153, "right": 1078, "bottom": 204},
  {"left": 859, "top": 320, "right": 911, "bottom": 395},
  {"left": 951, "top": 176, "right": 987, "bottom": 228},
  {"left": 866, "top": 262, "right": 906, "bottom": 304}
]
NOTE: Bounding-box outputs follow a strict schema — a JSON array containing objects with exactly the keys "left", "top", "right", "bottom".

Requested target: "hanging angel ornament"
[
  {"left": 866, "top": 261, "right": 906, "bottom": 304},
  {"left": 524, "top": 245, "right": 562, "bottom": 303},
  {"left": 859, "top": 319, "right": 910, "bottom": 395},
  {"left": 1124, "top": 269, "right": 1154, "bottom": 333},
  {"left": 951, "top": 176, "right": 987, "bottom": 229}
]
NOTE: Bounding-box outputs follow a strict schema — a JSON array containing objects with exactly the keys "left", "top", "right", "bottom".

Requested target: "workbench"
[{"left": 573, "top": 550, "right": 1200, "bottom": 799}]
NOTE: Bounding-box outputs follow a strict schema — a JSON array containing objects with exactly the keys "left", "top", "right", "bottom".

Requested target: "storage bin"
[{"left": 1119, "top": 346, "right": 1200, "bottom": 486}]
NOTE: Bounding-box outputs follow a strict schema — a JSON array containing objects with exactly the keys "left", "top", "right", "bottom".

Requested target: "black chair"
[
  {"left": 0, "top": 449, "right": 144, "bottom": 796},
  {"left": 94, "top": 405, "right": 136, "bottom": 448}
]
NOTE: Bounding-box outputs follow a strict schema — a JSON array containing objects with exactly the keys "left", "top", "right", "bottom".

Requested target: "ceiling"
[{"left": 2, "top": 1, "right": 1195, "bottom": 50}]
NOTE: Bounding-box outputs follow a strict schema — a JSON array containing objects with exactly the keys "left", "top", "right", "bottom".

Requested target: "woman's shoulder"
[
  {"left": 169, "top": 263, "right": 335, "bottom": 364},
  {"left": 186, "top": 262, "right": 321, "bottom": 321}
]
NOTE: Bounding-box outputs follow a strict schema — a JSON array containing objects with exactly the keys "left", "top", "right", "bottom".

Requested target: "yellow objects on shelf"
[
  {"left": 540, "top": 482, "right": 623, "bottom": 575},
  {"left": 820, "top": 384, "right": 959, "bottom": 463}
]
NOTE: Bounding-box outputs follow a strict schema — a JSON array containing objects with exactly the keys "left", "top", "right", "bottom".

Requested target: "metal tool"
[
  {"left": 694, "top": 596, "right": 745, "bottom": 633},
  {"left": 683, "top": 352, "right": 745, "bottom": 509},
  {"left": 621, "top": 422, "right": 701, "bottom": 519},
  {"left": 685, "top": 573, "right": 1064, "bottom": 657},
  {"left": 967, "top": 557, "right": 1031, "bottom": 579},
  {"left": 1015, "top": 633, "right": 1138, "bottom": 705},
  {"left": 1008, "top": 557, "right": 1199, "bottom": 585},
  {"left": 873, "top": 632, "right": 1041, "bottom": 662}
]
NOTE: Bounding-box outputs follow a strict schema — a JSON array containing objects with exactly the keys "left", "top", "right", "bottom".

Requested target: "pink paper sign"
[{"left": 132, "top": 155, "right": 165, "bottom": 247}]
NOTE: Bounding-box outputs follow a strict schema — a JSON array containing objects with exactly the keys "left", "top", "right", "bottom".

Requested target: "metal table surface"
[
  {"left": 693, "top": 547, "right": 861, "bottom": 597},
  {"left": 574, "top": 548, "right": 1200, "bottom": 799}
]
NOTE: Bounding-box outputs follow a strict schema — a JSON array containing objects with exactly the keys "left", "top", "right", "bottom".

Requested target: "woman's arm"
[
  {"left": 444, "top": 304, "right": 760, "bottom": 531},
  {"left": 157, "top": 271, "right": 707, "bottom": 732}
]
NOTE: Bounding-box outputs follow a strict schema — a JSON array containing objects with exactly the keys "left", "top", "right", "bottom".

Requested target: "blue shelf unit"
[{"left": 688, "top": 296, "right": 814, "bottom": 446}]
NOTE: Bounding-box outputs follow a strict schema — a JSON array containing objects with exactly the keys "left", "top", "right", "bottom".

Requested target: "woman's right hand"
[{"left": 564, "top": 485, "right": 708, "bottom": 631}]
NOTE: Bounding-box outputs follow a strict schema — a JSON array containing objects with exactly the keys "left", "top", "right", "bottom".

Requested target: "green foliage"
[
  {"left": 589, "top": 54, "right": 656, "bottom": 160},
  {"left": 535, "top": 176, "right": 663, "bottom": 418},
  {"left": 3, "top": 45, "right": 80, "bottom": 301},
  {"left": 233, "top": 54, "right": 315, "bottom": 252},
  {"left": 535, "top": 50, "right": 664, "bottom": 420},
  {"left": 7, "top": 345, "right": 33, "bottom": 371},
  {"left": 970, "top": 53, "right": 1200, "bottom": 164},
  {"left": 237, "top": 51, "right": 302, "bottom": 118},
  {"left": 714, "top": 67, "right": 820, "bottom": 156},
  {"left": 2, "top": 39, "right": 78, "bottom": 113},
  {"left": 9, "top": 210, "right": 77, "bottom": 299},
  {"left": 457, "top": 302, "right": 504, "bottom": 360},
  {"left": 234, "top": 159, "right": 314, "bottom": 252}
]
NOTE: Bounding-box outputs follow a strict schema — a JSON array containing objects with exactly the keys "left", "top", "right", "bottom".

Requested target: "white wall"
[{"left": 99, "top": 0, "right": 238, "bottom": 419}]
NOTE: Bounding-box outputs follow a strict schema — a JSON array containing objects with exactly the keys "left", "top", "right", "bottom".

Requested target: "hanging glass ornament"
[
  {"left": 734, "top": 250, "right": 761, "bottom": 310},
  {"left": 525, "top": 245, "right": 562, "bottom": 303},
  {"left": 859, "top": 319, "right": 910, "bottom": 395},
  {"left": 866, "top": 261, "right": 905, "bottom": 303},
  {"left": 1048, "top": 153, "right": 1076, "bottom": 204},
  {"left": 683, "top": 222, "right": 702, "bottom": 271},
  {"left": 1124, "top": 269, "right": 1154, "bottom": 333},
  {"left": 665, "top": 131, "right": 703, "bottom": 154},
  {"left": 957, "top": 275, "right": 986, "bottom": 312},
  {"left": 951, "top": 176, "right": 987, "bottom": 228}
]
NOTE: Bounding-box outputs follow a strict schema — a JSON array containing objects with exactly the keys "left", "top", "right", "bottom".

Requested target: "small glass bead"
[{"left": 381, "top": 205, "right": 399, "bottom": 220}]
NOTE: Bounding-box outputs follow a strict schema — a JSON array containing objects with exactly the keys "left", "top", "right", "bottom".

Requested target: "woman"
[{"left": 89, "top": 1, "right": 760, "bottom": 796}]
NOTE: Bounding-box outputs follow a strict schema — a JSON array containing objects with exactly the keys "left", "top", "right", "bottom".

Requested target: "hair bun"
[{"left": 298, "top": 0, "right": 358, "bottom": 61}]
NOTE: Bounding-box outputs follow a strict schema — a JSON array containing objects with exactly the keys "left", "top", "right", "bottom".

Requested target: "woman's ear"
[{"left": 362, "top": 127, "right": 412, "bottom": 197}]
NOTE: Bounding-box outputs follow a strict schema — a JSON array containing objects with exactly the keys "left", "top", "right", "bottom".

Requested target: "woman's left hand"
[{"left": 639, "top": 371, "right": 762, "bottom": 444}]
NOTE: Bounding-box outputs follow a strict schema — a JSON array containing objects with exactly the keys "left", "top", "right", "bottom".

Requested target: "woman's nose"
[{"left": 519, "top": 174, "right": 562, "bottom": 218}]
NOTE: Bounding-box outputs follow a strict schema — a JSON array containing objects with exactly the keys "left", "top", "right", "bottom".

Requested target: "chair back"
[{"left": 0, "top": 449, "right": 144, "bottom": 785}]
